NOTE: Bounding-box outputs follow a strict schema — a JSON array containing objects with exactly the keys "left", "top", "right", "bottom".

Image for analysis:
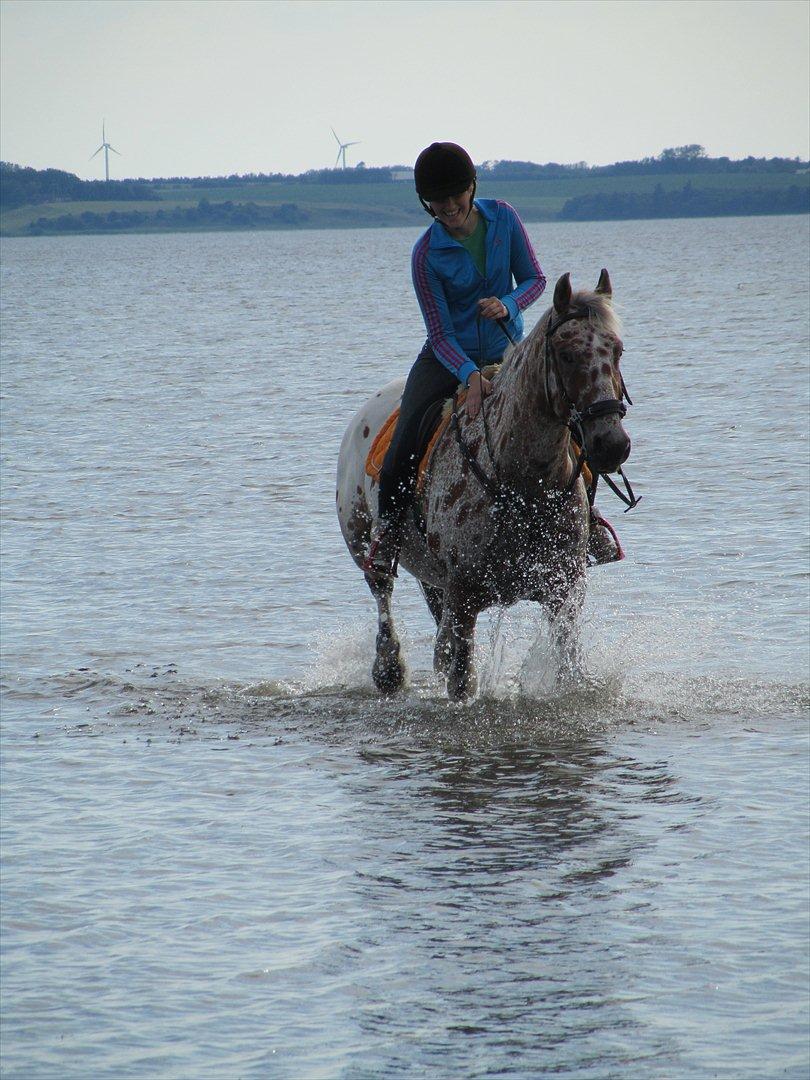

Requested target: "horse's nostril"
[{"left": 590, "top": 430, "right": 631, "bottom": 470}]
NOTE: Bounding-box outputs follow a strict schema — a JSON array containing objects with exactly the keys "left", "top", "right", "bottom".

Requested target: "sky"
[{"left": 1, "top": 0, "right": 808, "bottom": 180}]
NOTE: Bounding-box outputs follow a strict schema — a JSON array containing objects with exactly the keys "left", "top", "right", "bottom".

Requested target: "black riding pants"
[{"left": 378, "top": 342, "right": 462, "bottom": 522}]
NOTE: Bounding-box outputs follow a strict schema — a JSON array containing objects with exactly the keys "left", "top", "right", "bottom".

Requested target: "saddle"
[
  {"left": 364, "top": 363, "right": 593, "bottom": 494},
  {"left": 365, "top": 399, "right": 450, "bottom": 493},
  {"left": 364, "top": 364, "right": 502, "bottom": 493}
]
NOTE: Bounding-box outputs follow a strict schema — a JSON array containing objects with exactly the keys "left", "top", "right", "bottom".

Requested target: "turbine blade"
[
  {"left": 335, "top": 149, "right": 342, "bottom": 167},
  {"left": 331, "top": 127, "right": 341, "bottom": 146},
  {"left": 346, "top": 141, "right": 360, "bottom": 147},
  {"left": 90, "top": 146, "right": 103, "bottom": 159},
  {"left": 109, "top": 145, "right": 122, "bottom": 155}
]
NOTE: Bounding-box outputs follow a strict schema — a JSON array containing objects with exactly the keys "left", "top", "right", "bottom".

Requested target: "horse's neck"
[{"left": 490, "top": 331, "right": 571, "bottom": 488}]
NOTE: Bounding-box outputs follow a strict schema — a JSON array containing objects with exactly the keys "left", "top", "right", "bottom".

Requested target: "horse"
[{"left": 336, "top": 270, "right": 632, "bottom": 701}]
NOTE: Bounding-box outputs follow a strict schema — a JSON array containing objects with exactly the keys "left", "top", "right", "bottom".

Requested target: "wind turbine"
[
  {"left": 90, "top": 121, "right": 121, "bottom": 181},
  {"left": 331, "top": 127, "right": 360, "bottom": 170}
]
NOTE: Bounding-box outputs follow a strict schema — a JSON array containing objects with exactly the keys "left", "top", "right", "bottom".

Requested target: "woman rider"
[{"left": 364, "top": 141, "right": 621, "bottom": 576}]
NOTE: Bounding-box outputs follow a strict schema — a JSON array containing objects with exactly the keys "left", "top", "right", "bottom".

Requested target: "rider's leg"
[{"left": 365, "top": 344, "right": 458, "bottom": 576}]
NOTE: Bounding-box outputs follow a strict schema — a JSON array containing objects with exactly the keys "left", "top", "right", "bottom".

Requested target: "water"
[{"left": 1, "top": 217, "right": 808, "bottom": 1078}]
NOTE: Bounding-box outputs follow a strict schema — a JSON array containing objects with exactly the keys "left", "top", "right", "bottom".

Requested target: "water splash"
[{"left": 298, "top": 596, "right": 807, "bottom": 733}]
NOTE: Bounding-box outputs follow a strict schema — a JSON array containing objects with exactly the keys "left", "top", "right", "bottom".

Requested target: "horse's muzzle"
[{"left": 587, "top": 425, "right": 631, "bottom": 475}]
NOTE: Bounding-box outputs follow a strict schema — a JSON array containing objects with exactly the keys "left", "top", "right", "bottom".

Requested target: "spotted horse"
[{"left": 336, "top": 270, "right": 635, "bottom": 702}]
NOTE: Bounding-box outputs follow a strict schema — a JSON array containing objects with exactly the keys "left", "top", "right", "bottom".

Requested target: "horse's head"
[{"left": 542, "top": 269, "right": 631, "bottom": 476}]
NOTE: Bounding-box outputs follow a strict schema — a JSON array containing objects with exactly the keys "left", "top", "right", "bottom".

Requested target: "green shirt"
[{"left": 457, "top": 214, "right": 487, "bottom": 278}]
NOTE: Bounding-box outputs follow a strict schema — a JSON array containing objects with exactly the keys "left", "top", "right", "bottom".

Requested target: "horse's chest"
[{"left": 423, "top": 478, "right": 585, "bottom": 596}]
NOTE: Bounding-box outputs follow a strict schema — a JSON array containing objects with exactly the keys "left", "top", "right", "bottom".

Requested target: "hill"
[{"left": 2, "top": 147, "right": 808, "bottom": 236}]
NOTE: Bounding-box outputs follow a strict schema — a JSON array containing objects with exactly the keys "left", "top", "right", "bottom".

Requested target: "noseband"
[{"left": 544, "top": 309, "right": 640, "bottom": 511}]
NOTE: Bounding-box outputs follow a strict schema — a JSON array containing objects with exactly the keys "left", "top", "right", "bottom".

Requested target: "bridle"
[
  {"left": 542, "top": 309, "right": 640, "bottom": 510},
  {"left": 449, "top": 312, "right": 640, "bottom": 513}
]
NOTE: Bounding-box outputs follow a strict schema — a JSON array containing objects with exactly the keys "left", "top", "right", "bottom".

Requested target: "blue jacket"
[{"left": 411, "top": 199, "right": 546, "bottom": 386}]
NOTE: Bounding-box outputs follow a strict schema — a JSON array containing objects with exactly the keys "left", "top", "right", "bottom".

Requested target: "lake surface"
[{"left": 1, "top": 216, "right": 808, "bottom": 1078}]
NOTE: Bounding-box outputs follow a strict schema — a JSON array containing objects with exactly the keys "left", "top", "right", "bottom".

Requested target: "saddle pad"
[
  {"left": 365, "top": 407, "right": 400, "bottom": 479},
  {"left": 365, "top": 406, "right": 450, "bottom": 492}
]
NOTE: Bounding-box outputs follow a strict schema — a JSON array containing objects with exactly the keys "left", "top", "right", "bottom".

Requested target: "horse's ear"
[
  {"left": 595, "top": 268, "right": 612, "bottom": 296},
  {"left": 553, "top": 272, "right": 572, "bottom": 314}
]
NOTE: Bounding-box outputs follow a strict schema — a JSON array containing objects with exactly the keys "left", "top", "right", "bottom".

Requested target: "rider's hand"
[
  {"left": 465, "top": 371, "right": 493, "bottom": 419},
  {"left": 478, "top": 296, "right": 509, "bottom": 321}
]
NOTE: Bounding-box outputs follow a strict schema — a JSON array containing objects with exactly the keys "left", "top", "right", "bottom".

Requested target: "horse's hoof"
[
  {"left": 446, "top": 667, "right": 477, "bottom": 703},
  {"left": 373, "top": 648, "right": 406, "bottom": 695}
]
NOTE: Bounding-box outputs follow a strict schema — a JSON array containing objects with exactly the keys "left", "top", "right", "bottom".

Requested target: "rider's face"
[{"left": 429, "top": 184, "right": 475, "bottom": 230}]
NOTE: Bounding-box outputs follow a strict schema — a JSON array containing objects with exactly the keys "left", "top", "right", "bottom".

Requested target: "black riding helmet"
[{"left": 414, "top": 142, "right": 477, "bottom": 216}]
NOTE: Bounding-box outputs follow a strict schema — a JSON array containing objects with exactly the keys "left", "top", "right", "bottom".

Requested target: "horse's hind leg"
[
  {"left": 439, "top": 588, "right": 480, "bottom": 702},
  {"left": 419, "top": 581, "right": 443, "bottom": 625},
  {"left": 366, "top": 573, "right": 406, "bottom": 694},
  {"left": 419, "top": 582, "right": 453, "bottom": 676}
]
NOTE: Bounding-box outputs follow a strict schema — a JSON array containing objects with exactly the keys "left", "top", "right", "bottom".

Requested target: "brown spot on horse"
[
  {"left": 445, "top": 477, "right": 467, "bottom": 507},
  {"left": 345, "top": 498, "right": 372, "bottom": 559}
]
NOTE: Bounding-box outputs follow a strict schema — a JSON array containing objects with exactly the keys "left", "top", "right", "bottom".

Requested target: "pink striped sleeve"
[
  {"left": 500, "top": 201, "right": 546, "bottom": 312},
  {"left": 411, "top": 234, "right": 475, "bottom": 381}
]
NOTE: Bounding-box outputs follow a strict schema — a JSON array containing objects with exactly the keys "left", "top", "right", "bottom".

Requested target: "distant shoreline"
[
  {"left": 3, "top": 208, "right": 808, "bottom": 240},
  {"left": 3, "top": 154, "right": 808, "bottom": 238}
]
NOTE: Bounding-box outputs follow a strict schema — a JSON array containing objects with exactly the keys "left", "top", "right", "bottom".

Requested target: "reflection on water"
[{"left": 2, "top": 663, "right": 808, "bottom": 1077}]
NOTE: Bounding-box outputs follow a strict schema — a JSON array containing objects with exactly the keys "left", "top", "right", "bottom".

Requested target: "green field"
[{"left": 2, "top": 169, "right": 808, "bottom": 236}]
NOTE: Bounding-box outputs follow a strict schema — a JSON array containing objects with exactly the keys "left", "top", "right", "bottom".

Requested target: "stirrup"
[
  {"left": 588, "top": 509, "right": 625, "bottom": 566},
  {"left": 362, "top": 524, "right": 401, "bottom": 578}
]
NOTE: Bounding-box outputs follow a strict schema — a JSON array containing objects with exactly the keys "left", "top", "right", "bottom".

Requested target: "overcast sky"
[{"left": 1, "top": 0, "right": 808, "bottom": 180}]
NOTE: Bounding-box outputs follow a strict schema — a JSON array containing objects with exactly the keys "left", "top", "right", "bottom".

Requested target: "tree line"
[
  {"left": 483, "top": 145, "right": 807, "bottom": 179},
  {"left": 0, "top": 162, "right": 158, "bottom": 210},
  {"left": 25, "top": 199, "right": 310, "bottom": 235},
  {"left": 3, "top": 146, "right": 808, "bottom": 212},
  {"left": 560, "top": 181, "right": 810, "bottom": 221}
]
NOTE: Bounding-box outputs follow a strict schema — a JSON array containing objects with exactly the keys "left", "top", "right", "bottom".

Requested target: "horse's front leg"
[
  {"left": 439, "top": 586, "right": 480, "bottom": 702},
  {"left": 366, "top": 572, "right": 406, "bottom": 694},
  {"left": 546, "top": 574, "right": 585, "bottom": 684}
]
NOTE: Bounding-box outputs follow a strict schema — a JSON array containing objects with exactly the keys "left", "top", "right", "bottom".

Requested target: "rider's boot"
[
  {"left": 588, "top": 506, "right": 624, "bottom": 565},
  {"left": 363, "top": 516, "right": 403, "bottom": 579}
]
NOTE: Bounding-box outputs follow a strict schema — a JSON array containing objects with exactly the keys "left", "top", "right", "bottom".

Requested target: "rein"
[{"left": 450, "top": 310, "right": 641, "bottom": 514}]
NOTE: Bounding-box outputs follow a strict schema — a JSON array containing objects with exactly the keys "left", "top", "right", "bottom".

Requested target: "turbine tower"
[
  {"left": 331, "top": 127, "right": 360, "bottom": 170},
  {"left": 90, "top": 121, "right": 121, "bottom": 181}
]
